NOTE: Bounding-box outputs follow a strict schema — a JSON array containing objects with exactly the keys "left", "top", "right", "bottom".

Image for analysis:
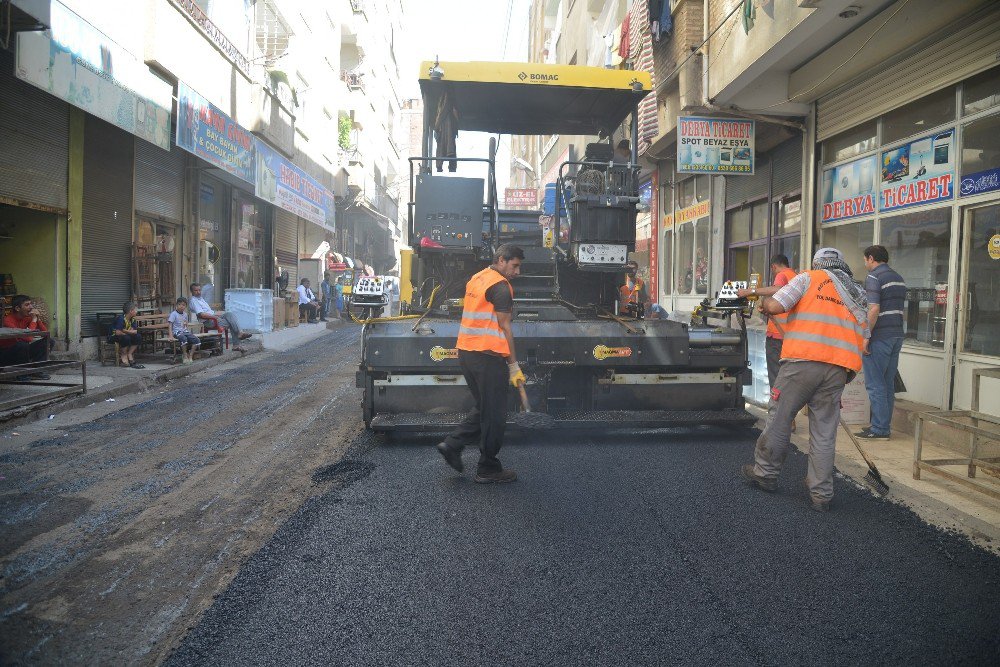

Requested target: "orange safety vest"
[
  {"left": 456, "top": 267, "right": 513, "bottom": 356},
  {"left": 780, "top": 270, "right": 865, "bottom": 372},
  {"left": 766, "top": 267, "right": 798, "bottom": 339},
  {"left": 620, "top": 276, "right": 645, "bottom": 304}
]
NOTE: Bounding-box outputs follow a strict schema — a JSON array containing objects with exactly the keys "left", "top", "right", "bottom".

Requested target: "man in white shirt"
[
  {"left": 188, "top": 283, "right": 251, "bottom": 351},
  {"left": 297, "top": 278, "right": 320, "bottom": 323}
]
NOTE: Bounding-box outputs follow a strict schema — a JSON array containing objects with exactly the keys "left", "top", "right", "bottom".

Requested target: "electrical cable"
[{"left": 351, "top": 284, "right": 442, "bottom": 325}]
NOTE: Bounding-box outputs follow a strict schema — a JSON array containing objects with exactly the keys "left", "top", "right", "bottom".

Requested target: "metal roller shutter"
[
  {"left": 770, "top": 136, "right": 802, "bottom": 198},
  {"left": 816, "top": 3, "right": 1000, "bottom": 141},
  {"left": 0, "top": 48, "right": 69, "bottom": 210},
  {"left": 81, "top": 116, "right": 134, "bottom": 336},
  {"left": 725, "top": 156, "right": 769, "bottom": 208},
  {"left": 135, "top": 134, "right": 186, "bottom": 221},
  {"left": 274, "top": 209, "right": 299, "bottom": 289}
]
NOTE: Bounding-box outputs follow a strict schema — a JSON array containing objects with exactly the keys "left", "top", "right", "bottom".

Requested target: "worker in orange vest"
[
  {"left": 437, "top": 244, "right": 525, "bottom": 483},
  {"left": 741, "top": 247, "right": 869, "bottom": 512},
  {"left": 619, "top": 260, "right": 649, "bottom": 315}
]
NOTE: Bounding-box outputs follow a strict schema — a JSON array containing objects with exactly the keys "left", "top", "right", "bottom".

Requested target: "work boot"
[
  {"left": 810, "top": 498, "right": 831, "bottom": 513},
  {"left": 740, "top": 464, "right": 777, "bottom": 492},
  {"left": 436, "top": 442, "right": 463, "bottom": 473},
  {"left": 474, "top": 469, "right": 517, "bottom": 484}
]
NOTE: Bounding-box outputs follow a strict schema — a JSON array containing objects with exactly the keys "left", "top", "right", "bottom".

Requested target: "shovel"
[{"left": 511, "top": 385, "right": 555, "bottom": 429}]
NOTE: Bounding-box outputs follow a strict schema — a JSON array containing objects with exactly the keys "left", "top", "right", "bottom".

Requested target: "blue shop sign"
[
  {"left": 177, "top": 81, "right": 255, "bottom": 185},
  {"left": 960, "top": 166, "right": 1000, "bottom": 198}
]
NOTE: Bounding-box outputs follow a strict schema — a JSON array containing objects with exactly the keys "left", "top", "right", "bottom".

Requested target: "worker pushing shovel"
[
  {"left": 739, "top": 248, "right": 871, "bottom": 512},
  {"left": 436, "top": 244, "right": 530, "bottom": 484}
]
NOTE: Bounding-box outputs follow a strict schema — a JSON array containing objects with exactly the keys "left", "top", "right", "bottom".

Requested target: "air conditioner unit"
[{"left": 797, "top": 0, "right": 825, "bottom": 7}]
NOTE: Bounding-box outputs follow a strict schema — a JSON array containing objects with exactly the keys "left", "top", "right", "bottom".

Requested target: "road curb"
[
  {"left": 1, "top": 344, "right": 263, "bottom": 428},
  {"left": 749, "top": 407, "right": 999, "bottom": 549}
]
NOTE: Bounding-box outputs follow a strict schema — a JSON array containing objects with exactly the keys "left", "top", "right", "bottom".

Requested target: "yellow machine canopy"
[{"left": 419, "top": 61, "right": 652, "bottom": 136}]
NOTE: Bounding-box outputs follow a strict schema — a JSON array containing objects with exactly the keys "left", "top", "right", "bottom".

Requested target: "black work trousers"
[
  {"left": 0, "top": 339, "right": 49, "bottom": 366},
  {"left": 444, "top": 350, "right": 509, "bottom": 473}
]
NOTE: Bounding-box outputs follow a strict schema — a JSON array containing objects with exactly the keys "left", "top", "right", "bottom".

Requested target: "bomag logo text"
[{"left": 519, "top": 72, "right": 559, "bottom": 82}]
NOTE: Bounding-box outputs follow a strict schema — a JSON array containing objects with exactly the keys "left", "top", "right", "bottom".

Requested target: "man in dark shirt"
[
  {"left": 858, "top": 245, "right": 907, "bottom": 440},
  {"left": 437, "top": 244, "right": 524, "bottom": 484}
]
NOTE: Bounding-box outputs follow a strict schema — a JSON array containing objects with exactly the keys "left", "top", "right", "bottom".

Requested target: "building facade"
[
  {"left": 510, "top": 0, "right": 1000, "bottom": 412},
  {"left": 0, "top": 0, "right": 407, "bottom": 358}
]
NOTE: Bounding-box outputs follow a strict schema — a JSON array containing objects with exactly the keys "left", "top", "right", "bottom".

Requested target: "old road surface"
[
  {"left": 4, "top": 329, "right": 1000, "bottom": 666},
  {"left": 1, "top": 327, "right": 364, "bottom": 664}
]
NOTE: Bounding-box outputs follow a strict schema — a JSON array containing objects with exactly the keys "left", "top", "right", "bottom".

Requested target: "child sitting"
[{"left": 168, "top": 297, "right": 200, "bottom": 364}]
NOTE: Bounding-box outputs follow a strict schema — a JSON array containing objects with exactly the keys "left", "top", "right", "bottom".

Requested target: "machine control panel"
[
  {"left": 354, "top": 276, "right": 387, "bottom": 296},
  {"left": 715, "top": 280, "right": 748, "bottom": 308},
  {"left": 576, "top": 243, "right": 628, "bottom": 266},
  {"left": 413, "top": 175, "right": 485, "bottom": 249}
]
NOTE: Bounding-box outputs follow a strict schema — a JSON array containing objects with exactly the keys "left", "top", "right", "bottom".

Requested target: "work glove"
[{"left": 508, "top": 362, "right": 526, "bottom": 388}]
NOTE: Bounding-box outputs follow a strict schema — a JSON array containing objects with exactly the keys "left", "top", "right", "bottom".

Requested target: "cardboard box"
[
  {"left": 841, "top": 370, "right": 870, "bottom": 425},
  {"left": 285, "top": 299, "right": 299, "bottom": 327}
]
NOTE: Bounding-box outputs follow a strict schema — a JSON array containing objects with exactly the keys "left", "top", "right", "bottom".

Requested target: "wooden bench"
[
  {"left": 913, "top": 367, "right": 1000, "bottom": 500},
  {"left": 136, "top": 313, "right": 222, "bottom": 363}
]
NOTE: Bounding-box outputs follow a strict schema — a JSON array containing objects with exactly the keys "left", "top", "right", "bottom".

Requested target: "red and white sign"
[{"left": 504, "top": 188, "right": 538, "bottom": 208}]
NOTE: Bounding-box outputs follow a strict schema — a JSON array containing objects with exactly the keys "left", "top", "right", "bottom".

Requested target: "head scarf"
[{"left": 812, "top": 248, "right": 868, "bottom": 322}]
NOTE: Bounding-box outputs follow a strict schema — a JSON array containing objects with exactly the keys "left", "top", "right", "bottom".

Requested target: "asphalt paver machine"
[{"left": 358, "top": 61, "right": 755, "bottom": 432}]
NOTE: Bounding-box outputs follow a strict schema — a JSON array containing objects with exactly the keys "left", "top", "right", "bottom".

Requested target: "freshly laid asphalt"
[{"left": 170, "top": 427, "right": 1000, "bottom": 666}]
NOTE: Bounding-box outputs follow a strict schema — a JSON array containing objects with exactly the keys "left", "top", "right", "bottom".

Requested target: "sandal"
[{"left": 128, "top": 360, "right": 146, "bottom": 369}]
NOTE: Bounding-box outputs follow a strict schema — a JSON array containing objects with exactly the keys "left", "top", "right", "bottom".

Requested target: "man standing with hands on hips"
[
  {"left": 437, "top": 244, "right": 525, "bottom": 483},
  {"left": 740, "top": 247, "right": 868, "bottom": 512}
]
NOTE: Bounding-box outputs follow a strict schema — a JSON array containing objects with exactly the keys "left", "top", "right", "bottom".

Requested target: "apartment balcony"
[
  {"left": 341, "top": 69, "right": 365, "bottom": 93},
  {"left": 249, "top": 84, "right": 295, "bottom": 153}
]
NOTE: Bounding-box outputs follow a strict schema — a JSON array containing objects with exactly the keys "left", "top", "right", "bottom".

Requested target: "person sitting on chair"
[
  {"left": 297, "top": 278, "right": 320, "bottom": 323},
  {"left": 111, "top": 302, "right": 145, "bottom": 368},
  {"left": 0, "top": 294, "right": 53, "bottom": 378},
  {"left": 188, "top": 283, "right": 251, "bottom": 352}
]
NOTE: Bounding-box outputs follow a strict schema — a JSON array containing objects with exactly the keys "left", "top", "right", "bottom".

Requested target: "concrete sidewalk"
[
  {"left": 0, "top": 319, "right": 352, "bottom": 426},
  {"left": 750, "top": 405, "right": 1000, "bottom": 550}
]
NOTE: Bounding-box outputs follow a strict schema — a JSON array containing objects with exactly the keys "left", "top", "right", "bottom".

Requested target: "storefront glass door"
[
  {"left": 952, "top": 203, "right": 1000, "bottom": 411},
  {"left": 233, "top": 190, "right": 267, "bottom": 290}
]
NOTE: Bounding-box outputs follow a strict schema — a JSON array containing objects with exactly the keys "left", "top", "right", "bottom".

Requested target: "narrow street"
[
  {"left": 2, "top": 328, "right": 999, "bottom": 665},
  {"left": 0, "top": 328, "right": 363, "bottom": 664},
  {"left": 167, "top": 423, "right": 1000, "bottom": 664}
]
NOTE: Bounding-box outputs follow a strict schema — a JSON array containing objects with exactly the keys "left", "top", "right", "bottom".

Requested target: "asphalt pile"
[{"left": 169, "top": 429, "right": 1000, "bottom": 666}]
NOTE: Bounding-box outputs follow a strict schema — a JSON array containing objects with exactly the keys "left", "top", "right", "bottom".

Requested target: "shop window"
[
  {"left": 882, "top": 88, "right": 956, "bottom": 145},
  {"left": 960, "top": 113, "right": 1000, "bottom": 185},
  {"left": 963, "top": 68, "right": 1000, "bottom": 116},
  {"left": 661, "top": 182, "right": 673, "bottom": 215},
  {"left": 675, "top": 222, "right": 693, "bottom": 292},
  {"left": 694, "top": 219, "right": 709, "bottom": 295},
  {"left": 661, "top": 228, "right": 673, "bottom": 295},
  {"left": 694, "top": 175, "right": 710, "bottom": 203},
  {"left": 771, "top": 236, "right": 801, "bottom": 275},
  {"left": 821, "top": 219, "right": 873, "bottom": 278},
  {"left": 674, "top": 218, "right": 709, "bottom": 295},
  {"left": 822, "top": 121, "right": 877, "bottom": 164},
  {"left": 677, "top": 178, "right": 696, "bottom": 209},
  {"left": 962, "top": 204, "right": 1000, "bottom": 357},
  {"left": 727, "top": 207, "right": 751, "bottom": 244},
  {"left": 776, "top": 198, "right": 801, "bottom": 236},
  {"left": 751, "top": 200, "right": 768, "bottom": 239},
  {"left": 880, "top": 208, "right": 951, "bottom": 349}
]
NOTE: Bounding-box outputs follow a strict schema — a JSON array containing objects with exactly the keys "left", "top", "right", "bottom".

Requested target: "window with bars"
[{"left": 255, "top": 0, "right": 293, "bottom": 67}]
